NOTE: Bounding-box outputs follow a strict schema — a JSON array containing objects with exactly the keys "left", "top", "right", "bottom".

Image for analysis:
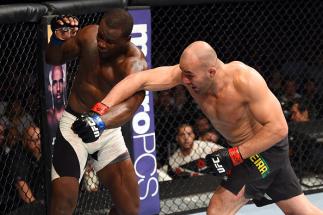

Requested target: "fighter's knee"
[
  {"left": 207, "top": 204, "right": 233, "bottom": 215},
  {"left": 51, "top": 201, "right": 77, "bottom": 215},
  {"left": 207, "top": 195, "right": 243, "bottom": 215},
  {"left": 51, "top": 193, "right": 78, "bottom": 214},
  {"left": 281, "top": 206, "right": 322, "bottom": 215},
  {"left": 207, "top": 199, "right": 223, "bottom": 215},
  {"left": 281, "top": 209, "right": 299, "bottom": 215},
  {"left": 207, "top": 206, "right": 217, "bottom": 215}
]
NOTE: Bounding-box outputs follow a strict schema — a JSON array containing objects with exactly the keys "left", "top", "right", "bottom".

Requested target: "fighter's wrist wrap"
[
  {"left": 50, "top": 35, "right": 64, "bottom": 46},
  {"left": 228, "top": 147, "right": 243, "bottom": 166},
  {"left": 91, "top": 102, "right": 110, "bottom": 116}
]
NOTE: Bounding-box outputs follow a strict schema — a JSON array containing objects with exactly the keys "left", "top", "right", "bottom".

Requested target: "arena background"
[{"left": 0, "top": 0, "right": 323, "bottom": 214}]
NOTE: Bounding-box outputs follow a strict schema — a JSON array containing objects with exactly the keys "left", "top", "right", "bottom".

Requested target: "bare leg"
[
  {"left": 50, "top": 177, "right": 79, "bottom": 215},
  {"left": 207, "top": 186, "right": 249, "bottom": 215},
  {"left": 276, "top": 193, "right": 323, "bottom": 215},
  {"left": 97, "top": 159, "right": 139, "bottom": 215}
]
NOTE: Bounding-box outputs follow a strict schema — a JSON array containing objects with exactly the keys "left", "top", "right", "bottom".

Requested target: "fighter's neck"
[
  {"left": 210, "top": 61, "right": 228, "bottom": 96},
  {"left": 98, "top": 46, "right": 130, "bottom": 65}
]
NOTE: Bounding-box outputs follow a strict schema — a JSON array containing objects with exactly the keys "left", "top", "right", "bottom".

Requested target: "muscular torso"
[
  {"left": 69, "top": 25, "right": 141, "bottom": 113},
  {"left": 189, "top": 64, "right": 262, "bottom": 146}
]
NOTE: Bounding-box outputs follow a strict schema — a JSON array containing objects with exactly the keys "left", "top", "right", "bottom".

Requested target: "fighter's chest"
[
  {"left": 197, "top": 93, "right": 246, "bottom": 124},
  {"left": 80, "top": 56, "right": 125, "bottom": 83},
  {"left": 96, "top": 66, "right": 119, "bottom": 81}
]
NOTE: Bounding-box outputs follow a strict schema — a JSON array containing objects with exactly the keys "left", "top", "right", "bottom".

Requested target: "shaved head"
[
  {"left": 179, "top": 41, "right": 219, "bottom": 95},
  {"left": 101, "top": 8, "right": 133, "bottom": 37},
  {"left": 180, "top": 41, "right": 218, "bottom": 68}
]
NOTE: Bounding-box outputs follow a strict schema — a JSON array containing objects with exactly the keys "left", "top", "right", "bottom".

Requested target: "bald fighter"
[
  {"left": 46, "top": 9, "right": 147, "bottom": 215},
  {"left": 77, "top": 41, "right": 323, "bottom": 214}
]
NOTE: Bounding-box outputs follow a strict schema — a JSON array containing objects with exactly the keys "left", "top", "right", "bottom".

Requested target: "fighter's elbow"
[
  {"left": 274, "top": 122, "right": 288, "bottom": 140},
  {"left": 123, "top": 91, "right": 145, "bottom": 113},
  {"left": 131, "top": 91, "right": 145, "bottom": 106},
  {"left": 136, "top": 90, "right": 145, "bottom": 101}
]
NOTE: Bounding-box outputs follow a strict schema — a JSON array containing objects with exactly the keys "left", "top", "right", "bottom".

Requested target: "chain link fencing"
[
  {"left": 0, "top": 22, "right": 45, "bottom": 215},
  {"left": 151, "top": 0, "right": 323, "bottom": 214},
  {"left": 0, "top": 0, "right": 323, "bottom": 214}
]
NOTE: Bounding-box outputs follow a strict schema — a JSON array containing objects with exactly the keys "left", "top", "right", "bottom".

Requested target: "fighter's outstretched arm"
[
  {"left": 101, "top": 64, "right": 183, "bottom": 107},
  {"left": 71, "top": 62, "right": 182, "bottom": 143}
]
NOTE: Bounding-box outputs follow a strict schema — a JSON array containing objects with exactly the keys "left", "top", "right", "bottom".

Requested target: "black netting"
[
  {"left": 1, "top": 1, "right": 323, "bottom": 214},
  {"left": 0, "top": 23, "right": 45, "bottom": 215},
  {"left": 151, "top": 0, "right": 323, "bottom": 214}
]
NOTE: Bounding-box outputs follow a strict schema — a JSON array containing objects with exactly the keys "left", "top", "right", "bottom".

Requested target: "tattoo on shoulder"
[{"left": 132, "top": 60, "right": 146, "bottom": 72}]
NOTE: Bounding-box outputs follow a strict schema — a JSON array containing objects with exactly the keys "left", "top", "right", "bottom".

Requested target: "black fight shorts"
[{"left": 221, "top": 136, "right": 302, "bottom": 204}]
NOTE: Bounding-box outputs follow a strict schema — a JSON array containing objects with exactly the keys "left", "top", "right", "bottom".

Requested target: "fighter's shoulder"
[
  {"left": 128, "top": 42, "right": 146, "bottom": 59},
  {"left": 230, "top": 61, "right": 263, "bottom": 92},
  {"left": 227, "top": 61, "right": 252, "bottom": 73},
  {"left": 121, "top": 43, "right": 147, "bottom": 72}
]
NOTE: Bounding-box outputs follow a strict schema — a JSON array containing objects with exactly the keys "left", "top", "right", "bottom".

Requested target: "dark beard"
[{"left": 54, "top": 98, "right": 64, "bottom": 108}]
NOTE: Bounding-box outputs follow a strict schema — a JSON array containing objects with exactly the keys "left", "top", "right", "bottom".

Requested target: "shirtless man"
[
  {"left": 77, "top": 41, "right": 323, "bottom": 214},
  {"left": 47, "top": 65, "right": 66, "bottom": 140},
  {"left": 46, "top": 9, "right": 147, "bottom": 215}
]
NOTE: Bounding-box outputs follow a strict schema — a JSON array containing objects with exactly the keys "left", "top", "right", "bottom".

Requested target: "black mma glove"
[
  {"left": 50, "top": 15, "right": 79, "bottom": 45},
  {"left": 72, "top": 103, "right": 109, "bottom": 143},
  {"left": 205, "top": 147, "right": 244, "bottom": 176}
]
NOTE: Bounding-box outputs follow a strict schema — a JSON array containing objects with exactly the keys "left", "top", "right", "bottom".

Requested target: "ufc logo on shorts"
[
  {"left": 88, "top": 119, "right": 100, "bottom": 138},
  {"left": 212, "top": 157, "right": 225, "bottom": 173}
]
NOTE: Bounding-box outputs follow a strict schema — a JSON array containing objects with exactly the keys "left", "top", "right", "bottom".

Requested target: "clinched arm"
[
  {"left": 205, "top": 64, "right": 288, "bottom": 176},
  {"left": 236, "top": 66, "right": 288, "bottom": 158},
  {"left": 101, "top": 64, "right": 183, "bottom": 107}
]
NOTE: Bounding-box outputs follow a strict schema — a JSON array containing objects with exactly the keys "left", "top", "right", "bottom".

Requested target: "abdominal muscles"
[{"left": 210, "top": 111, "right": 262, "bottom": 146}]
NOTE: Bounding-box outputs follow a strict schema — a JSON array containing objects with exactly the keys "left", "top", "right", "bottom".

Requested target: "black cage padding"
[
  {"left": 43, "top": 0, "right": 127, "bottom": 15},
  {"left": 0, "top": 4, "right": 48, "bottom": 24},
  {"left": 128, "top": 0, "right": 280, "bottom": 7}
]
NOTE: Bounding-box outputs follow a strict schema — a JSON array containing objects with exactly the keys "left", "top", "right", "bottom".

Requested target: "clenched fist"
[
  {"left": 50, "top": 15, "right": 79, "bottom": 45},
  {"left": 71, "top": 103, "right": 109, "bottom": 143}
]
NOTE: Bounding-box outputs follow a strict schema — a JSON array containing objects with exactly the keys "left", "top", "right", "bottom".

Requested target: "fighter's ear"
[{"left": 208, "top": 67, "right": 216, "bottom": 77}]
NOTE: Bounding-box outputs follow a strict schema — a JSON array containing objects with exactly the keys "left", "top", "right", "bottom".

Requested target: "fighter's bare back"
[{"left": 68, "top": 25, "right": 146, "bottom": 113}]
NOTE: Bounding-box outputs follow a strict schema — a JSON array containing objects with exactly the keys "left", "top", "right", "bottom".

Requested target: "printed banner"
[
  {"left": 129, "top": 9, "right": 160, "bottom": 215},
  {"left": 44, "top": 25, "right": 67, "bottom": 145}
]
